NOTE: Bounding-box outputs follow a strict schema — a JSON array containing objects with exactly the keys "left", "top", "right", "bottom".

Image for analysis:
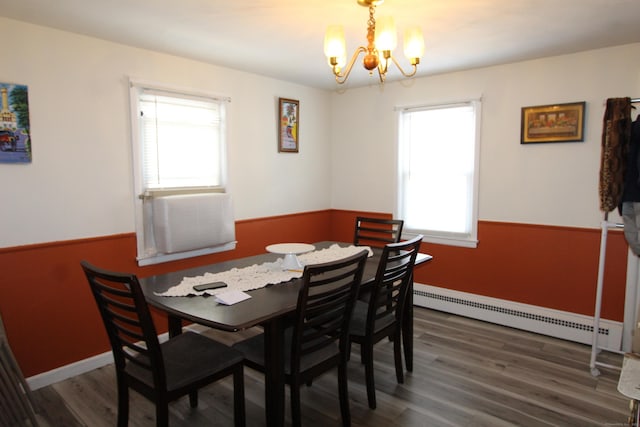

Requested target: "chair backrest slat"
[
  {"left": 292, "top": 250, "right": 368, "bottom": 366},
  {"left": 112, "top": 325, "right": 146, "bottom": 347},
  {"left": 354, "top": 217, "right": 404, "bottom": 248},
  {"left": 366, "top": 235, "right": 423, "bottom": 333}
]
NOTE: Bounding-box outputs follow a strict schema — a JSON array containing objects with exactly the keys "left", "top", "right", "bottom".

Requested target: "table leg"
[
  {"left": 403, "top": 276, "right": 414, "bottom": 372},
  {"left": 263, "top": 317, "right": 285, "bottom": 427},
  {"left": 168, "top": 315, "right": 183, "bottom": 338}
]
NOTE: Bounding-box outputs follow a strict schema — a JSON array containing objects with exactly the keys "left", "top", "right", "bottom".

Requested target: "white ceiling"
[{"left": 2, "top": 0, "right": 640, "bottom": 90}]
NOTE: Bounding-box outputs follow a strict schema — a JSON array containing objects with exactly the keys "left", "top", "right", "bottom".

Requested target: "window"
[
  {"left": 129, "top": 80, "right": 232, "bottom": 265},
  {"left": 397, "top": 100, "right": 481, "bottom": 248}
]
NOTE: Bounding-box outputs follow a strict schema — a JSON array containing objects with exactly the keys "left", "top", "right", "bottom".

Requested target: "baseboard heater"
[{"left": 413, "top": 283, "right": 622, "bottom": 351}]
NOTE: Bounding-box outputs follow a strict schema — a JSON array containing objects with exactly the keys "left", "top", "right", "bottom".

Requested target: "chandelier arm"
[
  {"left": 389, "top": 55, "right": 418, "bottom": 77},
  {"left": 376, "top": 51, "right": 392, "bottom": 83},
  {"left": 334, "top": 46, "right": 368, "bottom": 84},
  {"left": 376, "top": 59, "right": 387, "bottom": 83}
]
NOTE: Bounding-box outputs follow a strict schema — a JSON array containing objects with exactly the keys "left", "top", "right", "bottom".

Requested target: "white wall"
[
  {"left": 329, "top": 43, "right": 640, "bottom": 229},
  {"left": 3, "top": 16, "right": 639, "bottom": 250},
  {"left": 0, "top": 18, "right": 331, "bottom": 248}
]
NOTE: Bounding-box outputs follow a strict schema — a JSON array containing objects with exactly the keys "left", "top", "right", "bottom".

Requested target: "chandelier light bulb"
[
  {"left": 324, "top": 25, "right": 346, "bottom": 58},
  {"left": 374, "top": 16, "right": 397, "bottom": 51},
  {"left": 404, "top": 26, "right": 425, "bottom": 61}
]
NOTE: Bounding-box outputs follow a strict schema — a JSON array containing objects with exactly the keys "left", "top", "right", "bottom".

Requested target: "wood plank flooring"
[{"left": 29, "top": 308, "right": 630, "bottom": 426}]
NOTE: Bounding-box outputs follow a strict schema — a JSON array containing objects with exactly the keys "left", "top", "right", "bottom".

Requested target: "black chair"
[
  {"left": 353, "top": 216, "right": 404, "bottom": 248},
  {"left": 348, "top": 234, "right": 423, "bottom": 409},
  {"left": 0, "top": 311, "right": 39, "bottom": 427},
  {"left": 233, "top": 250, "right": 368, "bottom": 427},
  {"left": 80, "top": 261, "right": 246, "bottom": 427}
]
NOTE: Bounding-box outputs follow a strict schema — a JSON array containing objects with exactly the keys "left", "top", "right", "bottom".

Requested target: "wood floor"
[{"left": 29, "top": 307, "right": 630, "bottom": 426}]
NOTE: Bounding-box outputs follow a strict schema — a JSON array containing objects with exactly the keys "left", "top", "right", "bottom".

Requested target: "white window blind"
[
  {"left": 139, "top": 90, "right": 226, "bottom": 191},
  {"left": 397, "top": 100, "right": 481, "bottom": 247}
]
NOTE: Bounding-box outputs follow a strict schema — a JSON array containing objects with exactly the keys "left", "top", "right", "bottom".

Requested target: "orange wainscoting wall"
[{"left": 0, "top": 209, "right": 628, "bottom": 378}]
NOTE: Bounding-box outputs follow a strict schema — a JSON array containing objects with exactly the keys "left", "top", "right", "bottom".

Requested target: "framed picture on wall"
[
  {"left": 0, "top": 82, "right": 32, "bottom": 163},
  {"left": 521, "top": 101, "right": 585, "bottom": 144},
  {"left": 278, "top": 98, "right": 299, "bottom": 152}
]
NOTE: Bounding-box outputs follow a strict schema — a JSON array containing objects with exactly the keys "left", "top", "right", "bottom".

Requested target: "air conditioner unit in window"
[{"left": 152, "top": 193, "right": 235, "bottom": 254}]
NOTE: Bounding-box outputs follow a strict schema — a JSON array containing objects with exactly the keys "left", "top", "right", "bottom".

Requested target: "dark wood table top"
[{"left": 140, "top": 241, "right": 431, "bottom": 331}]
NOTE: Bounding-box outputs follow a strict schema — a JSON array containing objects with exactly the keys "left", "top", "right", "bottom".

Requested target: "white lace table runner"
[{"left": 155, "top": 244, "right": 372, "bottom": 297}]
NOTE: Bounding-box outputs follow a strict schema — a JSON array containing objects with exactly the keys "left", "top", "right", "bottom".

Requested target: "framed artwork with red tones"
[{"left": 278, "top": 98, "right": 299, "bottom": 152}]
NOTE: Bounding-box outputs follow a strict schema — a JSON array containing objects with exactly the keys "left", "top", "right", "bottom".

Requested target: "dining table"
[{"left": 140, "top": 241, "right": 432, "bottom": 427}]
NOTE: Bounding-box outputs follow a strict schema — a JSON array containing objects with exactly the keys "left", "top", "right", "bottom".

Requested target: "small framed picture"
[
  {"left": 521, "top": 101, "right": 585, "bottom": 144},
  {"left": 278, "top": 98, "right": 299, "bottom": 152}
]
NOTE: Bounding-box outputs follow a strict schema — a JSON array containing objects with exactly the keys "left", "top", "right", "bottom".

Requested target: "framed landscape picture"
[
  {"left": 278, "top": 98, "right": 299, "bottom": 152},
  {"left": 521, "top": 101, "right": 585, "bottom": 144}
]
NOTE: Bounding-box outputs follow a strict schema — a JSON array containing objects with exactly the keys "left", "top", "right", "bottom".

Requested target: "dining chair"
[
  {"left": 0, "top": 310, "right": 40, "bottom": 427},
  {"left": 80, "top": 261, "right": 246, "bottom": 427},
  {"left": 353, "top": 216, "right": 404, "bottom": 248},
  {"left": 348, "top": 234, "right": 423, "bottom": 409},
  {"left": 233, "top": 250, "right": 369, "bottom": 427}
]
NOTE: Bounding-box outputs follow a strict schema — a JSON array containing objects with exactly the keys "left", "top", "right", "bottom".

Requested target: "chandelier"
[{"left": 323, "top": 0, "right": 425, "bottom": 84}]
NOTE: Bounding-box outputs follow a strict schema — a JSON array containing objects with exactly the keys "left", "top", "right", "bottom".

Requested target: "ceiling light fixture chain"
[
  {"left": 364, "top": 4, "right": 380, "bottom": 73},
  {"left": 323, "top": 0, "right": 424, "bottom": 85}
]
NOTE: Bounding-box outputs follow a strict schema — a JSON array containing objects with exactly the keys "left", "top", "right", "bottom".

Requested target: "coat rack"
[
  {"left": 590, "top": 215, "right": 624, "bottom": 376},
  {"left": 590, "top": 97, "right": 640, "bottom": 376}
]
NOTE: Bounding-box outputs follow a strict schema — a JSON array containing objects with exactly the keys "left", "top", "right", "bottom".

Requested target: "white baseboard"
[
  {"left": 27, "top": 351, "right": 113, "bottom": 391},
  {"left": 413, "top": 283, "right": 622, "bottom": 351},
  {"left": 27, "top": 330, "right": 173, "bottom": 390}
]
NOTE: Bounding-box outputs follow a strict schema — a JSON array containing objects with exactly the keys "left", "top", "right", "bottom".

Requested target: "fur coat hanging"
[{"left": 599, "top": 97, "right": 632, "bottom": 213}]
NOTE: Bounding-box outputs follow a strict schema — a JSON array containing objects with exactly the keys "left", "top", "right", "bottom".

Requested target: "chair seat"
[
  {"left": 349, "top": 300, "right": 395, "bottom": 338},
  {"left": 234, "top": 327, "right": 340, "bottom": 376},
  {"left": 126, "top": 331, "right": 244, "bottom": 392}
]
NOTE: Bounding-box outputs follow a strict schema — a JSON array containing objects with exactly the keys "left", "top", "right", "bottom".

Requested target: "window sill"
[
  {"left": 404, "top": 232, "right": 478, "bottom": 249},
  {"left": 137, "top": 241, "right": 237, "bottom": 266}
]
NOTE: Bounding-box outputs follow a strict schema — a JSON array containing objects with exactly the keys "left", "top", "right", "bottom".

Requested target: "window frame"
[
  {"left": 396, "top": 99, "right": 482, "bottom": 248},
  {"left": 128, "top": 78, "right": 232, "bottom": 265}
]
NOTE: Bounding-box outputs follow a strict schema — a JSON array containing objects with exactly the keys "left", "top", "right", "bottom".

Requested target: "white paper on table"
[{"left": 214, "top": 290, "right": 252, "bottom": 305}]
